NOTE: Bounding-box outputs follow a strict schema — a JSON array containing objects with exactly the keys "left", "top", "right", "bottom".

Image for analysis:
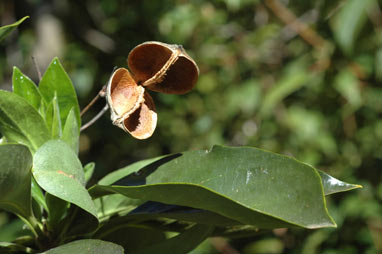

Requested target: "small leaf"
[
  {"left": 0, "top": 144, "right": 32, "bottom": 219},
  {"left": 31, "top": 177, "right": 48, "bottom": 212},
  {"left": 0, "top": 242, "right": 34, "bottom": 254},
  {"left": 91, "top": 146, "right": 337, "bottom": 229},
  {"left": 130, "top": 224, "right": 213, "bottom": 254},
  {"left": 0, "top": 90, "right": 50, "bottom": 152},
  {"left": 41, "top": 239, "right": 124, "bottom": 254},
  {"left": 0, "top": 16, "right": 29, "bottom": 42},
  {"left": 33, "top": 140, "right": 98, "bottom": 220},
  {"left": 259, "top": 58, "right": 313, "bottom": 117},
  {"left": 12, "top": 67, "right": 42, "bottom": 111},
  {"left": 39, "top": 57, "right": 81, "bottom": 130},
  {"left": 45, "top": 94, "right": 62, "bottom": 139},
  {"left": 330, "top": 0, "right": 374, "bottom": 55},
  {"left": 319, "top": 170, "right": 362, "bottom": 195},
  {"left": 46, "top": 193, "right": 69, "bottom": 230},
  {"left": 95, "top": 193, "right": 142, "bottom": 219},
  {"left": 84, "top": 162, "right": 95, "bottom": 184},
  {"left": 62, "top": 108, "right": 79, "bottom": 154},
  {"left": 32, "top": 198, "right": 42, "bottom": 221},
  {"left": 334, "top": 69, "right": 362, "bottom": 109}
]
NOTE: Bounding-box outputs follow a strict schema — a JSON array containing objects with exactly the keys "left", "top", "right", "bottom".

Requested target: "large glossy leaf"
[
  {"left": 12, "top": 67, "right": 42, "bottom": 111},
  {"left": 62, "top": 108, "right": 79, "bottom": 154},
  {"left": 0, "top": 144, "right": 32, "bottom": 218},
  {"left": 129, "top": 224, "right": 213, "bottom": 254},
  {"left": 319, "top": 171, "right": 362, "bottom": 195},
  {"left": 0, "top": 16, "right": 29, "bottom": 42},
  {"left": 0, "top": 90, "right": 50, "bottom": 152},
  {"left": 94, "top": 153, "right": 359, "bottom": 227},
  {"left": 33, "top": 140, "right": 97, "bottom": 220},
  {"left": 39, "top": 58, "right": 81, "bottom": 129},
  {"left": 42, "top": 239, "right": 124, "bottom": 254},
  {"left": 90, "top": 145, "right": 336, "bottom": 229},
  {"left": 98, "top": 156, "right": 167, "bottom": 185}
]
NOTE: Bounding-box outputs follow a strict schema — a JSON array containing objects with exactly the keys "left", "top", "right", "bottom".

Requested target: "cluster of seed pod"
[{"left": 107, "top": 41, "right": 199, "bottom": 139}]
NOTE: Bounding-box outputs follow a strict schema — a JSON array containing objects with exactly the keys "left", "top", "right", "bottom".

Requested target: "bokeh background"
[{"left": 0, "top": 0, "right": 381, "bottom": 253}]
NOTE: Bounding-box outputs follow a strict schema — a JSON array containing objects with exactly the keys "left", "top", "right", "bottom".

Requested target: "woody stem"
[
  {"left": 80, "top": 85, "right": 107, "bottom": 117},
  {"left": 80, "top": 103, "right": 109, "bottom": 132}
]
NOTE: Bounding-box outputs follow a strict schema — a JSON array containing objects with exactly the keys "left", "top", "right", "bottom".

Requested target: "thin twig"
[
  {"left": 80, "top": 103, "right": 109, "bottom": 132},
  {"left": 80, "top": 85, "right": 107, "bottom": 117},
  {"left": 31, "top": 56, "right": 42, "bottom": 81},
  {"left": 265, "top": 0, "right": 326, "bottom": 49}
]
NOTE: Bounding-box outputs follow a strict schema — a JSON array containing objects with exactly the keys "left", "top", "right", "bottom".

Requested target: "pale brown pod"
[
  {"left": 128, "top": 41, "right": 199, "bottom": 94},
  {"left": 107, "top": 68, "right": 144, "bottom": 123},
  {"left": 122, "top": 92, "right": 157, "bottom": 139}
]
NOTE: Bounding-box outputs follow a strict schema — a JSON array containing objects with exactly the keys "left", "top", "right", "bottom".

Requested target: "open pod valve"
[{"left": 107, "top": 41, "right": 199, "bottom": 139}]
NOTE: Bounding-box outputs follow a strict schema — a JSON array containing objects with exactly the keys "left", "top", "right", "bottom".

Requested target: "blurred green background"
[{"left": 0, "top": 0, "right": 381, "bottom": 253}]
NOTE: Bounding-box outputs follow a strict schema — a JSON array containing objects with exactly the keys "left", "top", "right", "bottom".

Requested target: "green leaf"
[
  {"left": 98, "top": 156, "right": 167, "bottom": 185},
  {"left": 42, "top": 239, "right": 124, "bottom": 254},
  {"left": 129, "top": 224, "right": 213, "bottom": 254},
  {"left": 95, "top": 194, "right": 237, "bottom": 226},
  {"left": 46, "top": 193, "right": 69, "bottom": 230},
  {"left": 39, "top": 58, "right": 81, "bottom": 130},
  {"left": 33, "top": 140, "right": 98, "bottom": 220},
  {"left": 95, "top": 194, "right": 142, "bottom": 219},
  {"left": 259, "top": 58, "right": 314, "bottom": 117},
  {"left": 84, "top": 162, "right": 95, "bottom": 184},
  {"left": 0, "top": 220, "right": 32, "bottom": 242},
  {"left": 45, "top": 94, "right": 62, "bottom": 139},
  {"left": 319, "top": 170, "right": 362, "bottom": 195},
  {"left": 0, "top": 144, "right": 32, "bottom": 218},
  {"left": 31, "top": 198, "right": 42, "bottom": 222},
  {"left": 12, "top": 67, "right": 42, "bottom": 111},
  {"left": 62, "top": 108, "right": 79, "bottom": 154},
  {"left": 0, "top": 16, "right": 29, "bottom": 42},
  {"left": 330, "top": 0, "right": 374, "bottom": 55},
  {"left": 31, "top": 177, "right": 48, "bottom": 212},
  {"left": 0, "top": 90, "right": 50, "bottom": 153},
  {"left": 211, "top": 225, "right": 264, "bottom": 238},
  {"left": 90, "top": 146, "right": 336, "bottom": 229},
  {"left": 94, "top": 224, "right": 166, "bottom": 251},
  {"left": 126, "top": 201, "right": 240, "bottom": 226},
  {"left": 0, "top": 242, "right": 34, "bottom": 254},
  {"left": 62, "top": 206, "right": 99, "bottom": 237},
  {"left": 334, "top": 69, "right": 362, "bottom": 109}
]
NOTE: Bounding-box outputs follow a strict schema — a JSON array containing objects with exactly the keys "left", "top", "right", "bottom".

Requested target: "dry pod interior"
[{"left": 107, "top": 41, "right": 199, "bottom": 139}]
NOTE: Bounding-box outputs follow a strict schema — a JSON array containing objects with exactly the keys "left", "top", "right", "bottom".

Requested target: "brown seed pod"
[
  {"left": 107, "top": 41, "right": 198, "bottom": 139},
  {"left": 128, "top": 41, "right": 199, "bottom": 94},
  {"left": 122, "top": 92, "right": 157, "bottom": 140},
  {"left": 107, "top": 68, "right": 157, "bottom": 139},
  {"left": 107, "top": 68, "right": 144, "bottom": 123}
]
